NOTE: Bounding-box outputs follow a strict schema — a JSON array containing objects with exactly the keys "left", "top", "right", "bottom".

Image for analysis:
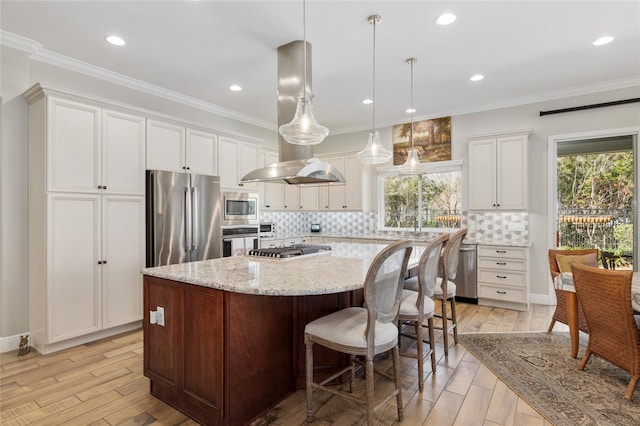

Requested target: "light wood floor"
[{"left": 1, "top": 303, "right": 562, "bottom": 426}]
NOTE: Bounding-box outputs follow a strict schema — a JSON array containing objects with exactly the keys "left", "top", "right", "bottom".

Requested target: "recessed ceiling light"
[
  {"left": 105, "top": 35, "right": 125, "bottom": 46},
  {"left": 362, "top": 99, "right": 373, "bottom": 105},
  {"left": 436, "top": 13, "right": 457, "bottom": 25},
  {"left": 592, "top": 36, "right": 614, "bottom": 46},
  {"left": 406, "top": 108, "right": 416, "bottom": 114},
  {"left": 229, "top": 85, "right": 242, "bottom": 92},
  {"left": 470, "top": 74, "right": 485, "bottom": 82}
]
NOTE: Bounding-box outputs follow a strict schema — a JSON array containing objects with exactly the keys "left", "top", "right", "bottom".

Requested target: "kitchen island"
[{"left": 142, "top": 242, "right": 419, "bottom": 426}]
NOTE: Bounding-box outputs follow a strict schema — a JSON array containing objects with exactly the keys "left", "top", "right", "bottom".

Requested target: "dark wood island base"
[{"left": 143, "top": 275, "right": 360, "bottom": 426}]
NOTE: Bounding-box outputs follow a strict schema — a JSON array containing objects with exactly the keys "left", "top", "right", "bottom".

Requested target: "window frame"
[{"left": 376, "top": 159, "right": 463, "bottom": 232}]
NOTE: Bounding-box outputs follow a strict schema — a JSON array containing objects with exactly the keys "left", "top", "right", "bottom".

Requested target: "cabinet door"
[
  {"left": 48, "top": 194, "right": 101, "bottom": 342},
  {"left": 299, "top": 186, "right": 319, "bottom": 210},
  {"left": 468, "top": 138, "right": 497, "bottom": 210},
  {"left": 239, "top": 142, "right": 259, "bottom": 190},
  {"left": 496, "top": 135, "right": 528, "bottom": 210},
  {"left": 260, "top": 150, "right": 284, "bottom": 210},
  {"left": 102, "top": 196, "right": 145, "bottom": 328},
  {"left": 283, "top": 185, "right": 299, "bottom": 210},
  {"left": 328, "top": 156, "right": 346, "bottom": 210},
  {"left": 146, "top": 120, "right": 185, "bottom": 172},
  {"left": 186, "top": 129, "right": 218, "bottom": 176},
  {"left": 343, "top": 154, "right": 363, "bottom": 210},
  {"left": 218, "top": 137, "right": 239, "bottom": 189},
  {"left": 102, "top": 110, "right": 146, "bottom": 195},
  {"left": 48, "top": 98, "right": 100, "bottom": 192}
]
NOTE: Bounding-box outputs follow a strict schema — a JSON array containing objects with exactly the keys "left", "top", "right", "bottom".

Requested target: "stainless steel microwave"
[{"left": 222, "top": 192, "right": 259, "bottom": 226}]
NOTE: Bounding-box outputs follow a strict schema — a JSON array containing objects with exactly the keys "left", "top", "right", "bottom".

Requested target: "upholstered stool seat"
[
  {"left": 399, "top": 290, "right": 435, "bottom": 317},
  {"left": 434, "top": 278, "right": 456, "bottom": 298},
  {"left": 305, "top": 307, "right": 398, "bottom": 352}
]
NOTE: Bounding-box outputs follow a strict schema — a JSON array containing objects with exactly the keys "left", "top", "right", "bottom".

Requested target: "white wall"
[{"left": 322, "top": 87, "right": 640, "bottom": 301}]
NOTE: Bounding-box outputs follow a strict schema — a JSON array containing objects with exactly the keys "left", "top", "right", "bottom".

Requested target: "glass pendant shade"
[
  {"left": 279, "top": 95, "right": 329, "bottom": 145},
  {"left": 399, "top": 147, "right": 426, "bottom": 174},
  {"left": 357, "top": 130, "right": 392, "bottom": 164}
]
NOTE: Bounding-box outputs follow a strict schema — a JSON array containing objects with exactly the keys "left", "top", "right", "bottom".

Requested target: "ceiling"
[{"left": 1, "top": 1, "right": 639, "bottom": 135}]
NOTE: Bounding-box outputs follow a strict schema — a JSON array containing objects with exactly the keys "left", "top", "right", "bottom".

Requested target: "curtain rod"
[{"left": 539, "top": 97, "right": 640, "bottom": 116}]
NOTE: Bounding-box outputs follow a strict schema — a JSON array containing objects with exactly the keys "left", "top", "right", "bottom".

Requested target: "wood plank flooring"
[{"left": 1, "top": 302, "right": 562, "bottom": 425}]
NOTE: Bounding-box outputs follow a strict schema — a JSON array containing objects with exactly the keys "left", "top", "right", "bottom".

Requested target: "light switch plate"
[
  {"left": 150, "top": 311, "right": 157, "bottom": 324},
  {"left": 156, "top": 306, "right": 165, "bottom": 326}
]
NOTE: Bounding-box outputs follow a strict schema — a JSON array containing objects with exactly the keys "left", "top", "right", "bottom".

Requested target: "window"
[{"left": 378, "top": 160, "right": 462, "bottom": 231}]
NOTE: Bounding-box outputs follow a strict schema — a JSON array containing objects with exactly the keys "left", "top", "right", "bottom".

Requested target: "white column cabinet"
[
  {"left": 146, "top": 120, "right": 218, "bottom": 176},
  {"left": 468, "top": 130, "right": 530, "bottom": 210},
  {"left": 24, "top": 84, "right": 145, "bottom": 354}
]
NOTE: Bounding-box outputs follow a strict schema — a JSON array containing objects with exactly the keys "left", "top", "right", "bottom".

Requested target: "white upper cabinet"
[
  {"left": 146, "top": 120, "right": 218, "bottom": 176},
  {"left": 185, "top": 129, "right": 218, "bottom": 176},
  {"left": 47, "top": 98, "right": 145, "bottom": 195},
  {"left": 48, "top": 98, "right": 101, "bottom": 192},
  {"left": 218, "top": 136, "right": 259, "bottom": 190},
  {"left": 102, "top": 110, "right": 146, "bottom": 195},
  {"left": 146, "top": 120, "right": 185, "bottom": 172},
  {"left": 320, "top": 153, "right": 365, "bottom": 211},
  {"left": 283, "top": 184, "right": 299, "bottom": 210},
  {"left": 299, "top": 185, "right": 319, "bottom": 210},
  {"left": 468, "top": 130, "right": 530, "bottom": 210}
]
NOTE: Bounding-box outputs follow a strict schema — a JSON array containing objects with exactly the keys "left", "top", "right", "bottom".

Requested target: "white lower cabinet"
[
  {"left": 31, "top": 194, "right": 144, "bottom": 354},
  {"left": 477, "top": 245, "right": 530, "bottom": 311}
]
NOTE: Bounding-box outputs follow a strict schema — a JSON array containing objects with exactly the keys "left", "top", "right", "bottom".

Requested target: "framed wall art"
[{"left": 392, "top": 116, "right": 451, "bottom": 165}]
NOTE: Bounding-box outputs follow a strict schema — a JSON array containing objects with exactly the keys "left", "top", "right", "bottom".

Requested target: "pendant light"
[
  {"left": 357, "top": 15, "right": 393, "bottom": 165},
  {"left": 399, "top": 57, "right": 426, "bottom": 174},
  {"left": 278, "top": 0, "right": 329, "bottom": 145}
]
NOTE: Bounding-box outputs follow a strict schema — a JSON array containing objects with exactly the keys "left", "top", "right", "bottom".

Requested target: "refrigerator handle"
[
  {"left": 191, "top": 187, "right": 198, "bottom": 251},
  {"left": 184, "top": 188, "right": 192, "bottom": 252}
]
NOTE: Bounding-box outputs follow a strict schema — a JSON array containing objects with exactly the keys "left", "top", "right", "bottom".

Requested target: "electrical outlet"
[
  {"left": 150, "top": 310, "right": 157, "bottom": 325},
  {"left": 156, "top": 306, "right": 165, "bottom": 326}
]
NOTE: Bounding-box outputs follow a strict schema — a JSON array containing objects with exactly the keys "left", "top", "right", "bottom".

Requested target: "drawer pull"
[
  {"left": 496, "top": 250, "right": 506, "bottom": 253},
  {"left": 496, "top": 262, "right": 507, "bottom": 265},
  {"left": 496, "top": 275, "right": 507, "bottom": 279},
  {"left": 497, "top": 290, "right": 507, "bottom": 294}
]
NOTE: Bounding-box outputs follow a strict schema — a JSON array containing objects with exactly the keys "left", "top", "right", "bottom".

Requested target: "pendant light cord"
[
  {"left": 303, "top": 0, "right": 307, "bottom": 99},
  {"left": 372, "top": 17, "right": 377, "bottom": 132},
  {"left": 410, "top": 58, "right": 415, "bottom": 149}
]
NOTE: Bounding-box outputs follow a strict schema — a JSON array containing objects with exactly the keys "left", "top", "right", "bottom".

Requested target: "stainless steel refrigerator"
[{"left": 146, "top": 170, "right": 222, "bottom": 266}]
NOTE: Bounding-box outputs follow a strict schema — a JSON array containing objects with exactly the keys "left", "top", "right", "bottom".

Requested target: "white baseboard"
[
  {"left": 530, "top": 292, "right": 555, "bottom": 305},
  {"left": 1, "top": 332, "right": 28, "bottom": 353}
]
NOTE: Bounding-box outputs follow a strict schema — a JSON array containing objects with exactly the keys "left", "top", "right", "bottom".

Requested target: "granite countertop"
[{"left": 142, "top": 242, "right": 423, "bottom": 297}]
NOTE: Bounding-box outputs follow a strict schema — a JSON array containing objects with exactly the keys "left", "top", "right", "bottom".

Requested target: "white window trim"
[{"left": 377, "top": 159, "right": 463, "bottom": 232}]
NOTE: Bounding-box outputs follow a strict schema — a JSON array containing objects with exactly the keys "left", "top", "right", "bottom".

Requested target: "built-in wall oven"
[
  {"left": 221, "top": 226, "right": 259, "bottom": 257},
  {"left": 222, "top": 192, "right": 259, "bottom": 226}
]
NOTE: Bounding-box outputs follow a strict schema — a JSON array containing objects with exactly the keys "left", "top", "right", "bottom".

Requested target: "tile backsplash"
[{"left": 260, "top": 211, "right": 529, "bottom": 245}]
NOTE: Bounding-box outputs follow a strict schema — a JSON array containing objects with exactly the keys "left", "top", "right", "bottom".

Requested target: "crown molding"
[
  {"left": 0, "top": 30, "right": 42, "bottom": 53},
  {"left": 2, "top": 31, "right": 275, "bottom": 131}
]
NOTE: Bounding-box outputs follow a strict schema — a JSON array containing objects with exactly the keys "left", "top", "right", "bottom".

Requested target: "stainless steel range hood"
[{"left": 241, "top": 41, "right": 345, "bottom": 185}]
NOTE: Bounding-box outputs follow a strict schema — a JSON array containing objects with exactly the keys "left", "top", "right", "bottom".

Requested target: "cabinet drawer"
[
  {"left": 479, "top": 283, "right": 527, "bottom": 303},
  {"left": 478, "top": 257, "right": 526, "bottom": 271},
  {"left": 478, "top": 246, "right": 526, "bottom": 260},
  {"left": 478, "top": 269, "right": 526, "bottom": 287}
]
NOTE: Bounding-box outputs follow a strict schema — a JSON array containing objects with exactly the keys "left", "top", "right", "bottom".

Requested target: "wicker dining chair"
[
  {"left": 304, "top": 240, "right": 413, "bottom": 425},
  {"left": 571, "top": 262, "right": 640, "bottom": 400},
  {"left": 398, "top": 233, "right": 449, "bottom": 392},
  {"left": 547, "top": 248, "right": 598, "bottom": 333}
]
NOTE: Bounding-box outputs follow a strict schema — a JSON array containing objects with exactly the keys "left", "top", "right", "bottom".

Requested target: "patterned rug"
[{"left": 458, "top": 332, "right": 640, "bottom": 426}]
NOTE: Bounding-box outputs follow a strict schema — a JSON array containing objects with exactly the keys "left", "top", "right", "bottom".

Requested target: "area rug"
[{"left": 458, "top": 332, "right": 640, "bottom": 426}]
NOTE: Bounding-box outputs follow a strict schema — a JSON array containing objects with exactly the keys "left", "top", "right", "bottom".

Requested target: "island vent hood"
[{"left": 241, "top": 41, "right": 345, "bottom": 185}]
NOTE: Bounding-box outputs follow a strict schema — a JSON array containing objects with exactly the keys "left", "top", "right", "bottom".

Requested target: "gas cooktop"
[{"left": 247, "top": 244, "right": 332, "bottom": 259}]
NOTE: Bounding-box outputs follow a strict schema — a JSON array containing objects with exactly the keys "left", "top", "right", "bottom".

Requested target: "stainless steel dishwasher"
[{"left": 453, "top": 243, "right": 478, "bottom": 303}]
